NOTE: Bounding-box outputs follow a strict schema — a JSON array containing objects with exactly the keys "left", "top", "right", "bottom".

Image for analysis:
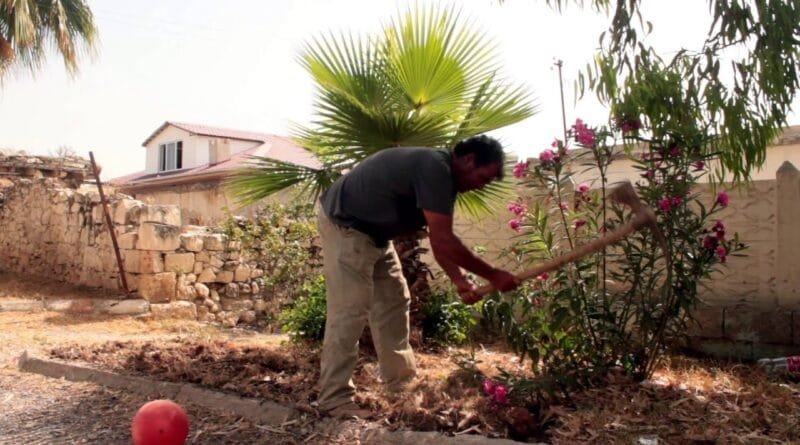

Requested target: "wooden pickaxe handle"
[{"left": 474, "top": 210, "right": 657, "bottom": 298}]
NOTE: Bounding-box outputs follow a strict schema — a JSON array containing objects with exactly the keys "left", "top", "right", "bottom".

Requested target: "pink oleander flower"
[
  {"left": 672, "top": 196, "right": 682, "bottom": 207},
  {"left": 537, "top": 272, "right": 549, "bottom": 280},
  {"left": 658, "top": 198, "right": 672, "bottom": 213},
  {"left": 717, "top": 191, "right": 730, "bottom": 207},
  {"left": 716, "top": 245, "right": 727, "bottom": 263},
  {"left": 577, "top": 183, "right": 590, "bottom": 193},
  {"left": 507, "top": 202, "right": 526, "bottom": 216},
  {"left": 703, "top": 235, "right": 719, "bottom": 250},
  {"left": 483, "top": 378, "right": 496, "bottom": 396},
  {"left": 513, "top": 161, "right": 529, "bottom": 178},
  {"left": 559, "top": 201, "right": 569, "bottom": 211},
  {"left": 551, "top": 139, "right": 561, "bottom": 148},
  {"left": 539, "top": 149, "right": 555, "bottom": 163},
  {"left": 573, "top": 219, "right": 587, "bottom": 230},
  {"left": 670, "top": 146, "right": 681, "bottom": 157},
  {"left": 493, "top": 384, "right": 508, "bottom": 405},
  {"left": 640, "top": 152, "right": 650, "bottom": 160},
  {"left": 712, "top": 220, "right": 725, "bottom": 239},
  {"left": 508, "top": 218, "right": 522, "bottom": 232},
  {"left": 618, "top": 117, "right": 642, "bottom": 133},
  {"left": 693, "top": 160, "right": 706, "bottom": 171},
  {"left": 642, "top": 170, "right": 655, "bottom": 180},
  {"left": 573, "top": 119, "right": 596, "bottom": 146}
]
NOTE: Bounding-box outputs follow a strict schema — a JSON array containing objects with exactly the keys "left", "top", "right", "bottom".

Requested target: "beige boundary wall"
[
  {"left": 439, "top": 162, "right": 800, "bottom": 348},
  {"left": 0, "top": 155, "right": 280, "bottom": 327}
]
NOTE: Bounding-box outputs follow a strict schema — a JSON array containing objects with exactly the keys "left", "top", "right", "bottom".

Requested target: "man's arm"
[{"left": 423, "top": 209, "right": 518, "bottom": 302}]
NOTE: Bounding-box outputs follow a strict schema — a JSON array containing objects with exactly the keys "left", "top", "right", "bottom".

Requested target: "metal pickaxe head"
[{"left": 608, "top": 181, "right": 669, "bottom": 261}]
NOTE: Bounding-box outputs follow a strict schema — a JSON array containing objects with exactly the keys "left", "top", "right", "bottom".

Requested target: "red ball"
[{"left": 131, "top": 399, "right": 190, "bottom": 445}]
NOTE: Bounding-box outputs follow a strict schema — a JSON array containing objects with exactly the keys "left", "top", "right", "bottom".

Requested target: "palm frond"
[
  {"left": 226, "top": 157, "right": 335, "bottom": 206},
  {"left": 456, "top": 178, "right": 515, "bottom": 219},
  {"left": 450, "top": 75, "right": 537, "bottom": 146},
  {"left": 385, "top": 5, "right": 497, "bottom": 113},
  {"left": 0, "top": 0, "right": 96, "bottom": 77},
  {"left": 299, "top": 31, "right": 387, "bottom": 116}
]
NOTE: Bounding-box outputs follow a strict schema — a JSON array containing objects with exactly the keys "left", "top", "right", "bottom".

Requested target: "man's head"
[{"left": 452, "top": 135, "right": 505, "bottom": 192}]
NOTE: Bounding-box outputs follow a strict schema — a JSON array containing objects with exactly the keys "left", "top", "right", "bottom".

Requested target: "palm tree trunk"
[{"left": 0, "top": 35, "right": 13, "bottom": 61}]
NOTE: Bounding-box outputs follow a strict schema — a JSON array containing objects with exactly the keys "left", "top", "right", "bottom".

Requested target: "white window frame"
[{"left": 158, "top": 140, "right": 183, "bottom": 172}]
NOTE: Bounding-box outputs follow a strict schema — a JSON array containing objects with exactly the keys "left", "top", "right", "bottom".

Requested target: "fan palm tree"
[
  {"left": 229, "top": 5, "right": 536, "bottom": 339},
  {"left": 0, "top": 0, "right": 97, "bottom": 79},
  {"left": 230, "top": 5, "right": 535, "bottom": 209}
]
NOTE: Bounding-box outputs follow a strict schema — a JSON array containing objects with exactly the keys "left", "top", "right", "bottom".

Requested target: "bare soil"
[
  {"left": 0, "top": 273, "right": 362, "bottom": 444},
  {"left": 2, "top": 271, "right": 799, "bottom": 444}
]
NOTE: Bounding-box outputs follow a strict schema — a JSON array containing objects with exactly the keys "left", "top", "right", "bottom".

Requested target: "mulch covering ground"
[{"left": 50, "top": 339, "right": 800, "bottom": 443}]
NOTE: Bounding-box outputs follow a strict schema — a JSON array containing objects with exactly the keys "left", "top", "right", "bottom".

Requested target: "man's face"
[{"left": 455, "top": 155, "right": 501, "bottom": 192}]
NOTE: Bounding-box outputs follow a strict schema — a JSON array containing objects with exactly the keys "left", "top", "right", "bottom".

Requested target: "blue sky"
[{"left": 0, "top": 0, "right": 761, "bottom": 180}]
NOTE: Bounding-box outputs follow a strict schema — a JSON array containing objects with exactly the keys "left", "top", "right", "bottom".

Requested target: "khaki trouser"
[{"left": 317, "top": 210, "right": 416, "bottom": 411}]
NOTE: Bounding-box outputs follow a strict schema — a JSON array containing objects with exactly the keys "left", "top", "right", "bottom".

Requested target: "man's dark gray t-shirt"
[{"left": 321, "top": 147, "right": 456, "bottom": 247}]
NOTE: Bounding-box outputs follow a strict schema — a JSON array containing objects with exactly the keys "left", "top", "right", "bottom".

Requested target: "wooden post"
[{"left": 89, "top": 151, "right": 129, "bottom": 294}]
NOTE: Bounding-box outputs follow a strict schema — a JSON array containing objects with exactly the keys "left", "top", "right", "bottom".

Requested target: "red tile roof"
[
  {"left": 111, "top": 122, "right": 320, "bottom": 187},
  {"left": 142, "top": 121, "right": 276, "bottom": 146}
]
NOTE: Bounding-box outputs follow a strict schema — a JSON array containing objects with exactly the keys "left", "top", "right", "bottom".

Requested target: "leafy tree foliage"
[{"left": 544, "top": 0, "right": 800, "bottom": 181}]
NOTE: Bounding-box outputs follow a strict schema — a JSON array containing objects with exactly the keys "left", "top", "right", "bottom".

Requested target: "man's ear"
[{"left": 461, "top": 153, "right": 476, "bottom": 168}]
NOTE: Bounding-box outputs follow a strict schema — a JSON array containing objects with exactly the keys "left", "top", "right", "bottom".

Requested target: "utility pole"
[{"left": 554, "top": 59, "right": 568, "bottom": 143}]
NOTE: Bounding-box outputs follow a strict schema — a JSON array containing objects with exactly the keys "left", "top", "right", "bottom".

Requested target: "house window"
[{"left": 158, "top": 141, "right": 183, "bottom": 171}]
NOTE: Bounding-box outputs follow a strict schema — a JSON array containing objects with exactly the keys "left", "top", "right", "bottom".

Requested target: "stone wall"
[
  {"left": 2, "top": 153, "right": 799, "bottom": 350},
  {"left": 119, "top": 180, "right": 298, "bottom": 226},
  {"left": 0, "top": 154, "right": 282, "bottom": 326}
]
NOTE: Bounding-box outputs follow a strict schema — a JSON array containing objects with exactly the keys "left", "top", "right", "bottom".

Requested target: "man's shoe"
[
  {"left": 385, "top": 375, "right": 416, "bottom": 394},
  {"left": 325, "top": 402, "right": 375, "bottom": 419}
]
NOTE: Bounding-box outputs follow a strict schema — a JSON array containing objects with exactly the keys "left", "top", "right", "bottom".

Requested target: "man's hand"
[
  {"left": 489, "top": 269, "right": 520, "bottom": 292},
  {"left": 455, "top": 280, "right": 481, "bottom": 305}
]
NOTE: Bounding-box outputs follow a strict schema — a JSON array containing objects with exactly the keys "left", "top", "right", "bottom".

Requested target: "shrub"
[
  {"left": 220, "top": 202, "right": 320, "bottom": 297},
  {"left": 421, "top": 288, "right": 477, "bottom": 347},
  {"left": 480, "top": 117, "right": 746, "bottom": 400},
  {"left": 278, "top": 275, "right": 327, "bottom": 343}
]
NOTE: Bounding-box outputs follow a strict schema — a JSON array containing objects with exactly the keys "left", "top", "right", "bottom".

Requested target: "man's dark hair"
[{"left": 453, "top": 135, "right": 505, "bottom": 180}]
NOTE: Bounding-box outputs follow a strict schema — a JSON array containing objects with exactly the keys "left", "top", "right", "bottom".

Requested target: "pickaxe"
[{"left": 474, "top": 181, "right": 669, "bottom": 298}]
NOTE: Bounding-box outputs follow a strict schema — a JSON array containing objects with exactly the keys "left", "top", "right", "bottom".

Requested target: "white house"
[{"left": 111, "top": 121, "right": 320, "bottom": 224}]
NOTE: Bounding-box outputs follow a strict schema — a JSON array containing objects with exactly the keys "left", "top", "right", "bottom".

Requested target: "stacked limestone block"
[{"left": 114, "top": 197, "right": 270, "bottom": 326}]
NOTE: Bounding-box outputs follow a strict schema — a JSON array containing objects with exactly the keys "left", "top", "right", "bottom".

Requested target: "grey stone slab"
[
  {"left": 98, "top": 299, "right": 150, "bottom": 315},
  {"left": 361, "top": 428, "right": 536, "bottom": 444},
  {"left": 0, "top": 299, "right": 44, "bottom": 311},
  {"left": 17, "top": 351, "right": 297, "bottom": 426}
]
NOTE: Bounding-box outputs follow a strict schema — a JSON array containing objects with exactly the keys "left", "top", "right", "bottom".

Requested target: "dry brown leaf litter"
[{"left": 49, "top": 340, "right": 800, "bottom": 443}]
